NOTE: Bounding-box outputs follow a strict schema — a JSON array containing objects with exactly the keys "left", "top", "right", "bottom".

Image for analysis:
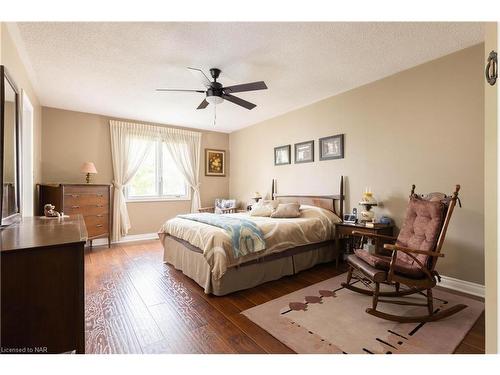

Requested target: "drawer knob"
[
  {"left": 71, "top": 194, "right": 79, "bottom": 198},
  {"left": 72, "top": 205, "right": 80, "bottom": 209},
  {"left": 96, "top": 214, "right": 103, "bottom": 217},
  {"left": 96, "top": 224, "right": 103, "bottom": 228}
]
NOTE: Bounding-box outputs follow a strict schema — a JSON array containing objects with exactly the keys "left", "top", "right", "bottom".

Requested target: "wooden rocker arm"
[
  {"left": 198, "top": 206, "right": 236, "bottom": 214},
  {"left": 198, "top": 206, "right": 215, "bottom": 213},
  {"left": 383, "top": 244, "right": 444, "bottom": 258},
  {"left": 219, "top": 207, "right": 236, "bottom": 214},
  {"left": 385, "top": 244, "right": 438, "bottom": 283},
  {"left": 351, "top": 230, "right": 397, "bottom": 241}
]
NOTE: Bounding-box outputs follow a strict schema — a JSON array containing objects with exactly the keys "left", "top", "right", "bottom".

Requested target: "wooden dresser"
[
  {"left": 1, "top": 215, "right": 87, "bottom": 353},
  {"left": 38, "top": 183, "right": 111, "bottom": 248}
]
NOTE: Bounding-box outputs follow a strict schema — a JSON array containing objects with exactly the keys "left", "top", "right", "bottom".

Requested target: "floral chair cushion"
[{"left": 214, "top": 199, "right": 236, "bottom": 214}]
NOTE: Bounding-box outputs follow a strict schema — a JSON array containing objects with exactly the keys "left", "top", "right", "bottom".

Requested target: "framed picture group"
[{"left": 274, "top": 134, "right": 344, "bottom": 166}]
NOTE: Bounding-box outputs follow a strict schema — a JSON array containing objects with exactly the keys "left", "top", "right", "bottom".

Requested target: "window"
[{"left": 126, "top": 139, "right": 189, "bottom": 201}]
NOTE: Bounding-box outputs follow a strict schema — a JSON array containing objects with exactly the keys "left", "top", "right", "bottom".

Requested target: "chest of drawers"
[
  {"left": 38, "top": 184, "right": 111, "bottom": 248},
  {"left": 1, "top": 215, "right": 87, "bottom": 353}
]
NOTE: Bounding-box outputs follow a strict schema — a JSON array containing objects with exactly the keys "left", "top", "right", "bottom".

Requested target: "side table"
[{"left": 334, "top": 222, "right": 394, "bottom": 260}]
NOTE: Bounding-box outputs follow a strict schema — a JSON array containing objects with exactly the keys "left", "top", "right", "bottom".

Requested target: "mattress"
[{"left": 158, "top": 204, "right": 341, "bottom": 279}]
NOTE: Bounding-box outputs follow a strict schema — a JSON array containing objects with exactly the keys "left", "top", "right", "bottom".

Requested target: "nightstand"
[{"left": 334, "top": 222, "right": 394, "bottom": 260}]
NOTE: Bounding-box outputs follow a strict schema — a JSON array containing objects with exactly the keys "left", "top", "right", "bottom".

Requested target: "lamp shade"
[
  {"left": 206, "top": 95, "right": 224, "bottom": 105},
  {"left": 80, "top": 162, "right": 98, "bottom": 174}
]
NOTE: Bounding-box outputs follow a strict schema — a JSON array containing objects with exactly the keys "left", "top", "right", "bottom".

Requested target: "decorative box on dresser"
[{"left": 38, "top": 184, "right": 111, "bottom": 248}]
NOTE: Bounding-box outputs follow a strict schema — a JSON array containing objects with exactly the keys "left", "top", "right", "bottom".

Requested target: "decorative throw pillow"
[
  {"left": 250, "top": 205, "right": 273, "bottom": 217},
  {"left": 250, "top": 200, "right": 279, "bottom": 217},
  {"left": 270, "top": 202, "right": 301, "bottom": 218}
]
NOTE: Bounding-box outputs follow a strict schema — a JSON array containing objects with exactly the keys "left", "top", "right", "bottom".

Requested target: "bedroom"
[{"left": 0, "top": 0, "right": 498, "bottom": 370}]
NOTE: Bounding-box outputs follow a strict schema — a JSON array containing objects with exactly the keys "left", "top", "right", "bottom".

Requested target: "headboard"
[{"left": 272, "top": 176, "right": 345, "bottom": 219}]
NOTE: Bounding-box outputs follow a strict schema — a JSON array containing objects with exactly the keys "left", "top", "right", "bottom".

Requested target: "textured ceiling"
[{"left": 15, "top": 22, "right": 484, "bottom": 133}]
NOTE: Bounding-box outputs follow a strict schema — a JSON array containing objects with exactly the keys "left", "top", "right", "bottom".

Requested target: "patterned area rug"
[{"left": 242, "top": 274, "right": 484, "bottom": 354}]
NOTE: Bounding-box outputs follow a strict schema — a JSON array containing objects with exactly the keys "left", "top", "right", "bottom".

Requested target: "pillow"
[
  {"left": 299, "top": 204, "right": 342, "bottom": 224},
  {"left": 260, "top": 199, "right": 279, "bottom": 209},
  {"left": 250, "top": 205, "right": 273, "bottom": 217},
  {"left": 270, "top": 202, "right": 301, "bottom": 218},
  {"left": 250, "top": 199, "right": 279, "bottom": 217}
]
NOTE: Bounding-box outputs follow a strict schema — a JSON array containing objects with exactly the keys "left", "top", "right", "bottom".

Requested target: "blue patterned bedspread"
[{"left": 177, "top": 213, "right": 266, "bottom": 258}]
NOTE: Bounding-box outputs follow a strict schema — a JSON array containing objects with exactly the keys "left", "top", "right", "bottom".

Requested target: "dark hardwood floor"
[{"left": 84, "top": 240, "right": 485, "bottom": 354}]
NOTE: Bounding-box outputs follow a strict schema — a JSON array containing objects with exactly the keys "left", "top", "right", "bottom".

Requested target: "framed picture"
[
  {"left": 205, "top": 149, "right": 226, "bottom": 176},
  {"left": 319, "top": 134, "right": 344, "bottom": 160},
  {"left": 294, "top": 140, "right": 314, "bottom": 164},
  {"left": 274, "top": 145, "right": 291, "bottom": 166}
]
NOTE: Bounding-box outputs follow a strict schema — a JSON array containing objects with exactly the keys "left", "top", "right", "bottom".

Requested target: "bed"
[{"left": 158, "top": 177, "right": 345, "bottom": 296}]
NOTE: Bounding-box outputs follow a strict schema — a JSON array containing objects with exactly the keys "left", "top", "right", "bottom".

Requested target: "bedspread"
[
  {"left": 177, "top": 213, "right": 266, "bottom": 258},
  {"left": 159, "top": 205, "right": 341, "bottom": 279}
]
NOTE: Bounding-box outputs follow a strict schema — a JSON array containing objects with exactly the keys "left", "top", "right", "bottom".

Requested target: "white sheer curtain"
[
  {"left": 109, "top": 121, "right": 153, "bottom": 241},
  {"left": 161, "top": 128, "right": 201, "bottom": 213},
  {"left": 109, "top": 120, "right": 202, "bottom": 241}
]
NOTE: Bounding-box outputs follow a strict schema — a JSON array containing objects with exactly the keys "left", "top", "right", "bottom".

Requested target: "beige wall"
[
  {"left": 1, "top": 23, "right": 43, "bottom": 213},
  {"left": 484, "top": 23, "right": 497, "bottom": 354},
  {"left": 230, "top": 44, "right": 485, "bottom": 284},
  {"left": 41, "top": 107, "right": 229, "bottom": 235}
]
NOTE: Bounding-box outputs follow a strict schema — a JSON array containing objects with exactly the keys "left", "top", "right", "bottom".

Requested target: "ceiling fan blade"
[
  {"left": 156, "top": 88, "right": 205, "bottom": 93},
  {"left": 222, "top": 94, "right": 256, "bottom": 110},
  {"left": 223, "top": 81, "right": 267, "bottom": 94},
  {"left": 197, "top": 99, "right": 209, "bottom": 110},
  {"left": 187, "top": 67, "right": 212, "bottom": 88}
]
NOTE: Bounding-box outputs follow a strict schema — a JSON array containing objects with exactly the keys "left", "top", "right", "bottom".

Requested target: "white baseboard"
[
  {"left": 90, "top": 232, "right": 159, "bottom": 247},
  {"left": 117, "top": 232, "right": 159, "bottom": 243},
  {"left": 438, "top": 275, "right": 485, "bottom": 298}
]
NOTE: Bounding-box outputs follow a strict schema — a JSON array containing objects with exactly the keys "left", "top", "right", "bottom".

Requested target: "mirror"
[{"left": 1, "top": 65, "right": 21, "bottom": 226}]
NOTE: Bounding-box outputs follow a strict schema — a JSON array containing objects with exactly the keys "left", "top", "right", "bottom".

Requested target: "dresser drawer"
[
  {"left": 64, "top": 194, "right": 108, "bottom": 208},
  {"left": 84, "top": 215, "right": 109, "bottom": 238},
  {"left": 64, "top": 204, "right": 108, "bottom": 216},
  {"left": 64, "top": 185, "right": 109, "bottom": 195}
]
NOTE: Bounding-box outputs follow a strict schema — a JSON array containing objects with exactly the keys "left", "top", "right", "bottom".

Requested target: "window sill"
[{"left": 126, "top": 197, "right": 191, "bottom": 203}]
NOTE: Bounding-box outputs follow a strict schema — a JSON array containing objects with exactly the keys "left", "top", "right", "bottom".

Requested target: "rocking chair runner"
[{"left": 341, "top": 184, "right": 465, "bottom": 323}]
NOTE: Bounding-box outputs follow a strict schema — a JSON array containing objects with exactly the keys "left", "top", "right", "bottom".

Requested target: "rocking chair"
[
  {"left": 198, "top": 198, "right": 237, "bottom": 214},
  {"left": 341, "top": 184, "right": 465, "bottom": 323}
]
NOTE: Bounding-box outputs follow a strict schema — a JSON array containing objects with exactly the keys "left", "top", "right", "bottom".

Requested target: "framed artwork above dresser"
[{"left": 38, "top": 183, "right": 111, "bottom": 248}]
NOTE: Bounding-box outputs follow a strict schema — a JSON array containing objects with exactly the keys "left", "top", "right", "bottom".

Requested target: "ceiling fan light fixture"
[
  {"left": 206, "top": 95, "right": 224, "bottom": 105},
  {"left": 156, "top": 67, "right": 267, "bottom": 112}
]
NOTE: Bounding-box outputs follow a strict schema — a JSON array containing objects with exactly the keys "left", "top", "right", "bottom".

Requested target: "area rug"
[{"left": 241, "top": 274, "right": 484, "bottom": 354}]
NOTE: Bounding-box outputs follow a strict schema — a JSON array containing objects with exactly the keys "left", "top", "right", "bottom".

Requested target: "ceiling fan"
[{"left": 156, "top": 67, "right": 268, "bottom": 110}]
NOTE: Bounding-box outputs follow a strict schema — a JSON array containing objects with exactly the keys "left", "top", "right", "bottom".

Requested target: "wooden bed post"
[{"left": 339, "top": 175, "right": 344, "bottom": 220}]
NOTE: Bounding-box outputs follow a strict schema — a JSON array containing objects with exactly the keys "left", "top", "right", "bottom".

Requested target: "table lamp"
[
  {"left": 358, "top": 187, "right": 378, "bottom": 223},
  {"left": 80, "top": 162, "right": 97, "bottom": 184}
]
